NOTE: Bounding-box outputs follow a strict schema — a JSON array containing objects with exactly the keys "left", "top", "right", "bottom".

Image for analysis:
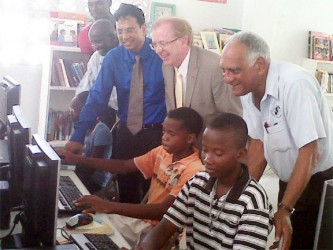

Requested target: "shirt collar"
[
  {"left": 175, "top": 49, "right": 191, "bottom": 77},
  {"left": 124, "top": 37, "right": 152, "bottom": 62},
  {"left": 265, "top": 61, "right": 279, "bottom": 100},
  {"left": 204, "top": 164, "right": 251, "bottom": 202},
  {"left": 169, "top": 146, "right": 200, "bottom": 166}
]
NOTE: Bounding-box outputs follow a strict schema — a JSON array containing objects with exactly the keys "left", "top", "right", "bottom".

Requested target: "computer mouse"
[{"left": 66, "top": 213, "right": 93, "bottom": 229}]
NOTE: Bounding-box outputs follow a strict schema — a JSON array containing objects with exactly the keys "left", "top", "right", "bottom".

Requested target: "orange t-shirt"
[{"left": 134, "top": 146, "right": 204, "bottom": 205}]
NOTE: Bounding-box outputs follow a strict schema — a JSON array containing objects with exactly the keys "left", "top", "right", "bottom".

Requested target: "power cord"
[{"left": 0, "top": 211, "right": 23, "bottom": 240}]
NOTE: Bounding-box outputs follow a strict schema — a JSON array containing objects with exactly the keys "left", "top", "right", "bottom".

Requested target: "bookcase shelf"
[
  {"left": 38, "top": 46, "right": 84, "bottom": 143},
  {"left": 302, "top": 58, "right": 333, "bottom": 109},
  {"left": 50, "top": 86, "right": 77, "bottom": 91}
]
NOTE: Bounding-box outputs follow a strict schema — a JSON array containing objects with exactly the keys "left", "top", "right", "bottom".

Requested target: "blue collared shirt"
[{"left": 71, "top": 38, "right": 166, "bottom": 143}]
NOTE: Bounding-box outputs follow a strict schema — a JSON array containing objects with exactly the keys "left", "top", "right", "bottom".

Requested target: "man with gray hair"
[
  {"left": 220, "top": 31, "right": 333, "bottom": 250},
  {"left": 151, "top": 17, "right": 242, "bottom": 136}
]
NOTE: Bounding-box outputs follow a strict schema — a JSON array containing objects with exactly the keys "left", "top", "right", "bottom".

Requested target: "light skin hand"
[
  {"left": 65, "top": 141, "right": 84, "bottom": 155},
  {"left": 270, "top": 209, "right": 292, "bottom": 250}
]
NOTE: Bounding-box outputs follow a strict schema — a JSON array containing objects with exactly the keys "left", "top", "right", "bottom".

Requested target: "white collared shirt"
[
  {"left": 174, "top": 49, "right": 191, "bottom": 94},
  {"left": 241, "top": 60, "right": 333, "bottom": 182}
]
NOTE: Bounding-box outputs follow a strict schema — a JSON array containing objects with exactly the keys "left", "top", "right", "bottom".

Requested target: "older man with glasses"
[
  {"left": 151, "top": 17, "right": 242, "bottom": 146},
  {"left": 65, "top": 3, "right": 166, "bottom": 204}
]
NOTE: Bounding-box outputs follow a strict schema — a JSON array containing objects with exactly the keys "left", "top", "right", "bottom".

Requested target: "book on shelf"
[
  {"left": 49, "top": 11, "right": 85, "bottom": 47},
  {"left": 51, "top": 58, "right": 83, "bottom": 87},
  {"left": 316, "top": 69, "right": 333, "bottom": 94},
  {"left": 47, "top": 109, "right": 73, "bottom": 142},
  {"left": 308, "top": 31, "right": 332, "bottom": 61},
  {"left": 193, "top": 32, "right": 203, "bottom": 48}
]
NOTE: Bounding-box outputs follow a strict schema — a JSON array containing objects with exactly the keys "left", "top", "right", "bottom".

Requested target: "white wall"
[
  {"left": 151, "top": 0, "right": 244, "bottom": 31},
  {"left": 242, "top": 0, "right": 333, "bottom": 64},
  {"left": 0, "top": 64, "right": 42, "bottom": 135}
]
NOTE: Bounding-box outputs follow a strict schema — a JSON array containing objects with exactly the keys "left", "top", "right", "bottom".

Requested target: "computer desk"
[
  {"left": 0, "top": 170, "right": 131, "bottom": 249},
  {"left": 57, "top": 169, "right": 131, "bottom": 249}
]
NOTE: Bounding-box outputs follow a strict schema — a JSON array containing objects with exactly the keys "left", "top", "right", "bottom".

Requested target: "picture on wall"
[
  {"left": 201, "top": 31, "right": 221, "bottom": 55},
  {"left": 150, "top": 2, "right": 176, "bottom": 23}
]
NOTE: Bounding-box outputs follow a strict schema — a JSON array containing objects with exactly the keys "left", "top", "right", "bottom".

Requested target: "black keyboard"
[
  {"left": 59, "top": 175, "right": 86, "bottom": 214},
  {"left": 70, "top": 233, "right": 119, "bottom": 250}
]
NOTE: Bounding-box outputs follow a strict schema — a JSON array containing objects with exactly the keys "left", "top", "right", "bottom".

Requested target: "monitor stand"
[{"left": 0, "top": 233, "right": 24, "bottom": 249}]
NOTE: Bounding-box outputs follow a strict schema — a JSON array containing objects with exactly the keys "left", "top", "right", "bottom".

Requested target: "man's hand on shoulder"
[{"left": 65, "top": 141, "right": 84, "bottom": 155}]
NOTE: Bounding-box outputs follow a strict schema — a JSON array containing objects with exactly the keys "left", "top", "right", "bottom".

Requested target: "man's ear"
[
  {"left": 187, "top": 133, "right": 196, "bottom": 145},
  {"left": 256, "top": 57, "right": 268, "bottom": 75}
]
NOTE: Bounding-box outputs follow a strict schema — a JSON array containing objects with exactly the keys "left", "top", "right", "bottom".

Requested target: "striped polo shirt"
[{"left": 164, "top": 165, "right": 274, "bottom": 249}]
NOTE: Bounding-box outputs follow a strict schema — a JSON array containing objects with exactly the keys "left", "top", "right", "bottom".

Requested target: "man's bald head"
[{"left": 89, "top": 19, "right": 118, "bottom": 56}]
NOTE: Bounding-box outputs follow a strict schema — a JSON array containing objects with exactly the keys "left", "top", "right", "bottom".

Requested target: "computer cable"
[{"left": 0, "top": 210, "right": 23, "bottom": 240}]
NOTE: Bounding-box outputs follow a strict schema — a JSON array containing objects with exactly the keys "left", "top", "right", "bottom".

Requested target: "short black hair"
[
  {"left": 71, "top": 91, "right": 89, "bottom": 111},
  {"left": 167, "top": 107, "right": 203, "bottom": 137},
  {"left": 114, "top": 3, "right": 145, "bottom": 25},
  {"left": 207, "top": 113, "right": 248, "bottom": 148}
]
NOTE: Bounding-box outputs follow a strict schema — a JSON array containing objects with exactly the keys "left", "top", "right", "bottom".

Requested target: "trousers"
[{"left": 111, "top": 121, "right": 162, "bottom": 204}]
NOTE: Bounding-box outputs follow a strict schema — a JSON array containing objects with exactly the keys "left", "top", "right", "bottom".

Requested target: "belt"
[{"left": 142, "top": 123, "right": 163, "bottom": 129}]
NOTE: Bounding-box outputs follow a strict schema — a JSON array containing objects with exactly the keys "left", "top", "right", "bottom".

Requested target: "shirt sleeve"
[
  {"left": 164, "top": 178, "right": 193, "bottom": 228},
  {"left": 134, "top": 147, "right": 159, "bottom": 179},
  {"left": 169, "top": 162, "right": 204, "bottom": 198},
  {"left": 91, "top": 122, "right": 112, "bottom": 147},
  {"left": 70, "top": 54, "right": 114, "bottom": 143},
  {"left": 284, "top": 78, "right": 326, "bottom": 148}
]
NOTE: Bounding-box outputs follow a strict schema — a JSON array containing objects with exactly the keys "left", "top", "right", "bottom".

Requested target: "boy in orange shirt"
[{"left": 59, "top": 107, "right": 204, "bottom": 246}]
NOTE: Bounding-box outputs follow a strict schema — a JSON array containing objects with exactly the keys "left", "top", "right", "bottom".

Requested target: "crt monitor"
[
  {"left": 6, "top": 105, "right": 31, "bottom": 207},
  {"left": 0, "top": 76, "right": 21, "bottom": 138},
  {"left": 19, "top": 134, "right": 60, "bottom": 247}
]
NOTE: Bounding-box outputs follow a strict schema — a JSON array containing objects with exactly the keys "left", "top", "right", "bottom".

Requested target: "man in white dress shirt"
[{"left": 76, "top": 19, "right": 118, "bottom": 110}]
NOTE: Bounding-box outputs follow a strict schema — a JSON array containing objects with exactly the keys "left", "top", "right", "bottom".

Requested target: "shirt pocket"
[{"left": 266, "top": 121, "right": 292, "bottom": 152}]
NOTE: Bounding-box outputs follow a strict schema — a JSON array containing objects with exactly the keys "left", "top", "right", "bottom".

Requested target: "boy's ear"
[
  {"left": 237, "top": 147, "right": 248, "bottom": 164},
  {"left": 187, "top": 133, "right": 196, "bottom": 144}
]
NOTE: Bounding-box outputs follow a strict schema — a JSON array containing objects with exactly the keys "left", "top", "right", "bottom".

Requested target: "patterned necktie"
[
  {"left": 175, "top": 69, "right": 183, "bottom": 108},
  {"left": 127, "top": 55, "right": 143, "bottom": 135}
]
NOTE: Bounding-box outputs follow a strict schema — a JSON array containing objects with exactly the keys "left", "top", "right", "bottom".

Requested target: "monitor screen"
[
  {"left": 0, "top": 76, "right": 21, "bottom": 139},
  {"left": 19, "top": 134, "right": 60, "bottom": 247},
  {"left": 6, "top": 105, "right": 31, "bottom": 207}
]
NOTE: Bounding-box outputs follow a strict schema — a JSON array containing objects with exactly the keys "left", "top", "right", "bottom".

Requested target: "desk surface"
[{"left": 0, "top": 170, "right": 130, "bottom": 249}]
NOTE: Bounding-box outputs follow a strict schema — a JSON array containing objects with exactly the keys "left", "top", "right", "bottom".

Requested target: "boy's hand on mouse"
[{"left": 75, "top": 195, "right": 114, "bottom": 214}]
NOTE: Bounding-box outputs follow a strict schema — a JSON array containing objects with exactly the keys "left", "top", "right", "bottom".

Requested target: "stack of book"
[{"left": 308, "top": 31, "right": 332, "bottom": 61}]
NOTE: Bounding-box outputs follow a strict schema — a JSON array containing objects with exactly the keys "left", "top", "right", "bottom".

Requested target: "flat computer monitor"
[
  {"left": 313, "top": 179, "right": 333, "bottom": 249},
  {"left": 6, "top": 105, "right": 31, "bottom": 207},
  {"left": 18, "top": 134, "right": 60, "bottom": 247},
  {"left": 0, "top": 76, "right": 21, "bottom": 139}
]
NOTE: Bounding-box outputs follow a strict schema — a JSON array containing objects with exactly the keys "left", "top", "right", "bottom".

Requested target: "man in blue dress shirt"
[{"left": 65, "top": 4, "right": 166, "bottom": 203}]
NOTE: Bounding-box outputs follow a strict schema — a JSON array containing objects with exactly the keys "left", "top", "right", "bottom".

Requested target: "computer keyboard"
[
  {"left": 58, "top": 175, "right": 86, "bottom": 214},
  {"left": 70, "top": 233, "right": 119, "bottom": 250}
]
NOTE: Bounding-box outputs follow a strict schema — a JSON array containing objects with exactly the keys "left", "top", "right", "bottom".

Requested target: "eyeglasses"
[
  {"left": 116, "top": 27, "right": 138, "bottom": 36},
  {"left": 150, "top": 37, "right": 180, "bottom": 50}
]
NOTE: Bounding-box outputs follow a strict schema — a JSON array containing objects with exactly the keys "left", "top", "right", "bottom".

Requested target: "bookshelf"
[
  {"left": 302, "top": 58, "right": 333, "bottom": 109},
  {"left": 38, "top": 46, "right": 84, "bottom": 143}
]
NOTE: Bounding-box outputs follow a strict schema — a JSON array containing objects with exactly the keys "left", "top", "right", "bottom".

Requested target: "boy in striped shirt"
[{"left": 138, "top": 113, "right": 274, "bottom": 249}]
